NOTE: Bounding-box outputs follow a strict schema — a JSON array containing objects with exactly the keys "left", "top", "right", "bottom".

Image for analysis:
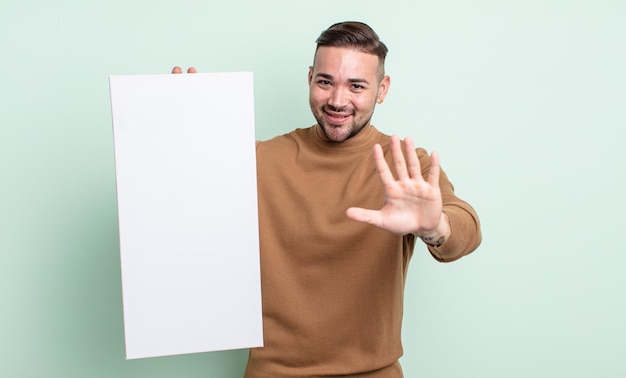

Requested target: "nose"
[{"left": 328, "top": 87, "right": 349, "bottom": 109}]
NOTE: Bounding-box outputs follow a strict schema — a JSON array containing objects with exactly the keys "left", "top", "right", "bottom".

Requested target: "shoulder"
[
  {"left": 256, "top": 127, "right": 312, "bottom": 158},
  {"left": 258, "top": 128, "right": 309, "bottom": 146},
  {"left": 415, "top": 146, "right": 430, "bottom": 163}
]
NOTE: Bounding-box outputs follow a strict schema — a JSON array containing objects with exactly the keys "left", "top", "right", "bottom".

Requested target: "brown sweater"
[{"left": 245, "top": 125, "right": 481, "bottom": 377}]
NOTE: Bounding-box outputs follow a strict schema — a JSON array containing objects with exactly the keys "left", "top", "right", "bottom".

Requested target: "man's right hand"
[{"left": 171, "top": 66, "right": 197, "bottom": 74}]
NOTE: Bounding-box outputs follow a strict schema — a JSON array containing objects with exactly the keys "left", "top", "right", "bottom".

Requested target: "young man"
[{"left": 175, "top": 21, "right": 481, "bottom": 378}]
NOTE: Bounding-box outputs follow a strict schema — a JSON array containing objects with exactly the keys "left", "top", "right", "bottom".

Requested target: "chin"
[{"left": 321, "top": 124, "right": 353, "bottom": 143}]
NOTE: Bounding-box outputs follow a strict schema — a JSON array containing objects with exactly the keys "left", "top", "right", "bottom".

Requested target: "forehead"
[{"left": 312, "top": 46, "right": 380, "bottom": 79}]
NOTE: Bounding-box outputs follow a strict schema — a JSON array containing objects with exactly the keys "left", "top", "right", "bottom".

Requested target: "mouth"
[{"left": 323, "top": 108, "right": 353, "bottom": 125}]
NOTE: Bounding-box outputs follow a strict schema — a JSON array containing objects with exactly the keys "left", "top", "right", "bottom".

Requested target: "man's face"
[{"left": 308, "top": 46, "right": 390, "bottom": 143}]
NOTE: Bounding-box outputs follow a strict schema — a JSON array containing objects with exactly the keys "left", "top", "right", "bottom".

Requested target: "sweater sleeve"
[{"left": 416, "top": 148, "right": 482, "bottom": 262}]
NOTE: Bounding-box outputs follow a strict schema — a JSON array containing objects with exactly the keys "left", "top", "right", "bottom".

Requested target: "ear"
[
  {"left": 376, "top": 75, "right": 391, "bottom": 104},
  {"left": 308, "top": 66, "right": 314, "bottom": 85}
]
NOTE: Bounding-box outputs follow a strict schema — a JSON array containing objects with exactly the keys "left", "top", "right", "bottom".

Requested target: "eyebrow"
[{"left": 315, "top": 73, "right": 370, "bottom": 85}]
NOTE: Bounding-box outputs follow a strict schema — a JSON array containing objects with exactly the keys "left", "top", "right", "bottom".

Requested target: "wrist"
[{"left": 418, "top": 212, "right": 451, "bottom": 247}]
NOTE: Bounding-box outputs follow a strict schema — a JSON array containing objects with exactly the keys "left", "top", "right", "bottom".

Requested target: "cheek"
[
  {"left": 309, "top": 89, "right": 327, "bottom": 107},
  {"left": 353, "top": 96, "right": 377, "bottom": 113}
]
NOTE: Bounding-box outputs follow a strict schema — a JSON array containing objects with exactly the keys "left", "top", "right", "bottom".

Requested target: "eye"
[
  {"left": 351, "top": 83, "right": 365, "bottom": 91},
  {"left": 318, "top": 80, "right": 332, "bottom": 87}
]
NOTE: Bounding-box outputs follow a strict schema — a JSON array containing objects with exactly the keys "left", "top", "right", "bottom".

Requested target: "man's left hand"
[{"left": 346, "top": 135, "right": 451, "bottom": 245}]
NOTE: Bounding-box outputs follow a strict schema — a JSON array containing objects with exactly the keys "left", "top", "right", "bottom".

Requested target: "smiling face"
[{"left": 308, "top": 46, "right": 390, "bottom": 143}]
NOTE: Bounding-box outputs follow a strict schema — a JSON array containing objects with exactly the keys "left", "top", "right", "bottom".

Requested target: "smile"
[{"left": 324, "top": 109, "right": 353, "bottom": 125}]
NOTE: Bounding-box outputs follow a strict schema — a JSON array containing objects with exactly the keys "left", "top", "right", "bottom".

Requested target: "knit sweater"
[{"left": 245, "top": 125, "right": 481, "bottom": 377}]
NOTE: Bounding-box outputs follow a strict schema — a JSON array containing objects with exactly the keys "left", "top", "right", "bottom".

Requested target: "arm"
[
  {"left": 346, "top": 135, "right": 481, "bottom": 262},
  {"left": 422, "top": 152, "right": 481, "bottom": 262}
]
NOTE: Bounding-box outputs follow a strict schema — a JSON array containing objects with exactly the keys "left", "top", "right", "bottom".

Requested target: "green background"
[{"left": 2, "top": 0, "right": 625, "bottom": 377}]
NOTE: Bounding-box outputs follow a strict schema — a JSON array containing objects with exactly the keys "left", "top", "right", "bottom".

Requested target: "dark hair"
[{"left": 315, "top": 21, "right": 388, "bottom": 63}]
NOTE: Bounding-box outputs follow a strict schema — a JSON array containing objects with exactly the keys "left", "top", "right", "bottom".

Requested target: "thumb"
[{"left": 346, "top": 207, "right": 382, "bottom": 227}]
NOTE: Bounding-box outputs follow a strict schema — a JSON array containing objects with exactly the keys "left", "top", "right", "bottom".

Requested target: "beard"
[{"left": 312, "top": 104, "right": 372, "bottom": 143}]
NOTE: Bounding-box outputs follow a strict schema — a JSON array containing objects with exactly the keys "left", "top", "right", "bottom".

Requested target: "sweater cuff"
[{"left": 427, "top": 206, "right": 480, "bottom": 262}]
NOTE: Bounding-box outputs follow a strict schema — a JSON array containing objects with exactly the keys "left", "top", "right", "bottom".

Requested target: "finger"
[
  {"left": 372, "top": 143, "right": 396, "bottom": 186},
  {"left": 390, "top": 135, "right": 409, "bottom": 180},
  {"left": 187, "top": 67, "right": 197, "bottom": 74},
  {"left": 346, "top": 207, "right": 383, "bottom": 227},
  {"left": 427, "top": 151, "right": 441, "bottom": 187},
  {"left": 403, "top": 137, "right": 422, "bottom": 180},
  {"left": 171, "top": 66, "right": 183, "bottom": 74}
]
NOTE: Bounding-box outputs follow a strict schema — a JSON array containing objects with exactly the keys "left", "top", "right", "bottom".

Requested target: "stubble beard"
[{"left": 313, "top": 105, "right": 372, "bottom": 143}]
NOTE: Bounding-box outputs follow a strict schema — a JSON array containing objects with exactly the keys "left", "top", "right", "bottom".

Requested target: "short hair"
[{"left": 315, "top": 21, "right": 388, "bottom": 73}]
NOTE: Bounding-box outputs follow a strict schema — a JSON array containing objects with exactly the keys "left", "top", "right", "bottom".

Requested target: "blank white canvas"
[{"left": 109, "top": 72, "right": 263, "bottom": 359}]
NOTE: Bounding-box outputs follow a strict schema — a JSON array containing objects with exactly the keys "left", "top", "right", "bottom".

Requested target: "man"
[{"left": 174, "top": 21, "right": 481, "bottom": 377}]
